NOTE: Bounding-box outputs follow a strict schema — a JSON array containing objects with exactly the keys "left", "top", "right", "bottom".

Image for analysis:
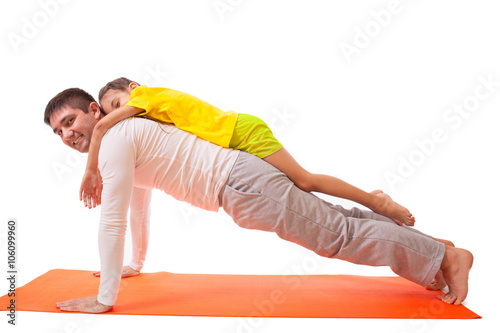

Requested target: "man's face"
[
  {"left": 49, "top": 104, "right": 101, "bottom": 153},
  {"left": 100, "top": 88, "right": 132, "bottom": 115}
]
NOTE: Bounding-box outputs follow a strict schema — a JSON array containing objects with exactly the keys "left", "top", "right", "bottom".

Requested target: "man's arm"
[
  {"left": 92, "top": 187, "right": 152, "bottom": 278},
  {"left": 57, "top": 127, "right": 136, "bottom": 313},
  {"left": 129, "top": 187, "right": 152, "bottom": 272}
]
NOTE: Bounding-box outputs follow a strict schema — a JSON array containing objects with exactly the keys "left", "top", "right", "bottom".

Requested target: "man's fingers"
[
  {"left": 58, "top": 304, "right": 80, "bottom": 312},
  {"left": 56, "top": 301, "right": 71, "bottom": 308},
  {"left": 57, "top": 303, "right": 83, "bottom": 312},
  {"left": 56, "top": 300, "right": 81, "bottom": 311},
  {"left": 55, "top": 296, "right": 111, "bottom": 313}
]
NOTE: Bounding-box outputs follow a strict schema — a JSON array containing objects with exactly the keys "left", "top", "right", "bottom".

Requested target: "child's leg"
[
  {"left": 229, "top": 113, "right": 414, "bottom": 225},
  {"left": 263, "top": 148, "right": 415, "bottom": 226}
]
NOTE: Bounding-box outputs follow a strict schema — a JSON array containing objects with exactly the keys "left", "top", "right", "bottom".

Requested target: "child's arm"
[{"left": 80, "top": 105, "right": 142, "bottom": 208}]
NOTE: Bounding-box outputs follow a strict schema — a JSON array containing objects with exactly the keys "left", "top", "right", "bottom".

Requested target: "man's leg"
[
  {"left": 219, "top": 152, "right": 445, "bottom": 287},
  {"left": 329, "top": 202, "right": 441, "bottom": 240},
  {"left": 328, "top": 202, "right": 393, "bottom": 221}
]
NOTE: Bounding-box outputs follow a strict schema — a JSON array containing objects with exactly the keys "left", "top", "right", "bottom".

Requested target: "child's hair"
[
  {"left": 44, "top": 88, "right": 96, "bottom": 125},
  {"left": 98, "top": 77, "right": 140, "bottom": 104}
]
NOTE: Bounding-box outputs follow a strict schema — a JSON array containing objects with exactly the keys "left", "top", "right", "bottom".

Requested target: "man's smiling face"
[{"left": 49, "top": 103, "right": 101, "bottom": 153}]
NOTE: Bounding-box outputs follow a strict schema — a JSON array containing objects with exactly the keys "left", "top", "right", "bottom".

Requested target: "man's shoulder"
[
  {"left": 107, "top": 117, "right": 165, "bottom": 134},
  {"left": 110, "top": 116, "right": 146, "bottom": 128},
  {"left": 103, "top": 117, "right": 179, "bottom": 149}
]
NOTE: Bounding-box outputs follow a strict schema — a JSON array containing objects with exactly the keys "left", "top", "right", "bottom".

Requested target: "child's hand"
[{"left": 80, "top": 169, "right": 102, "bottom": 209}]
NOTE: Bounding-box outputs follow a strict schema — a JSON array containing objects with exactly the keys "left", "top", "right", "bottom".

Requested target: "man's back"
[{"left": 100, "top": 117, "right": 239, "bottom": 211}]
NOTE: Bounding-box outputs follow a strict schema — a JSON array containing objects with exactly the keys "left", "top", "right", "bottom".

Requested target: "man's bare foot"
[
  {"left": 427, "top": 238, "right": 455, "bottom": 291},
  {"left": 427, "top": 270, "right": 447, "bottom": 290},
  {"left": 370, "top": 190, "right": 415, "bottom": 226},
  {"left": 439, "top": 246, "right": 473, "bottom": 305}
]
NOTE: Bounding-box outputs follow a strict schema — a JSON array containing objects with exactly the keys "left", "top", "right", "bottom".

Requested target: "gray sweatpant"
[{"left": 219, "top": 151, "right": 445, "bottom": 286}]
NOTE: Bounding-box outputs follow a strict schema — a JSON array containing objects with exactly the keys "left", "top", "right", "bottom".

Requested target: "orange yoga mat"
[{"left": 0, "top": 269, "right": 480, "bottom": 319}]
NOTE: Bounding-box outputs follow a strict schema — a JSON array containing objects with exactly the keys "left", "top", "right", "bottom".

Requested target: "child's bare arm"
[{"left": 80, "top": 105, "right": 142, "bottom": 207}]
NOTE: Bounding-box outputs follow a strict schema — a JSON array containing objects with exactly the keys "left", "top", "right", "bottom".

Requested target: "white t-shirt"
[{"left": 97, "top": 117, "right": 239, "bottom": 305}]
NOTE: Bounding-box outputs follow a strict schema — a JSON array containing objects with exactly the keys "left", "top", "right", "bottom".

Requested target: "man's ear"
[
  {"left": 129, "top": 82, "right": 140, "bottom": 90},
  {"left": 88, "top": 101, "right": 103, "bottom": 119}
]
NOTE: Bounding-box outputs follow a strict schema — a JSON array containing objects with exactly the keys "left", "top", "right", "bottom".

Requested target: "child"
[{"left": 80, "top": 77, "right": 415, "bottom": 226}]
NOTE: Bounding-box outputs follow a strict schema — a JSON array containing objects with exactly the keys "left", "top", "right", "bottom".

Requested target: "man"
[{"left": 45, "top": 88, "right": 472, "bottom": 313}]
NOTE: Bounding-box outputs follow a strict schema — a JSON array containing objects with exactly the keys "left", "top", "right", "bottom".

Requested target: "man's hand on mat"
[
  {"left": 93, "top": 265, "right": 140, "bottom": 278},
  {"left": 80, "top": 168, "right": 102, "bottom": 209},
  {"left": 56, "top": 296, "right": 112, "bottom": 313}
]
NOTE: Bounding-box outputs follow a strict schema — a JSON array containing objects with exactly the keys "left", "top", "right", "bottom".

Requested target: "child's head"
[{"left": 98, "top": 77, "right": 140, "bottom": 114}]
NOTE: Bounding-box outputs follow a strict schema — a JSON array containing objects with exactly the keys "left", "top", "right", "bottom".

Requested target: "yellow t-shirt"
[{"left": 126, "top": 86, "right": 238, "bottom": 148}]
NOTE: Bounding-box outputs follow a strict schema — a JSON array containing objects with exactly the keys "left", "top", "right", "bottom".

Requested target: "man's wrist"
[
  {"left": 96, "top": 295, "right": 114, "bottom": 309},
  {"left": 96, "top": 300, "right": 113, "bottom": 312}
]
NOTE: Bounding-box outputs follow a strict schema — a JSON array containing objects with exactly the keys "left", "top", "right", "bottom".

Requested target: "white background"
[{"left": 1, "top": 0, "right": 499, "bottom": 332}]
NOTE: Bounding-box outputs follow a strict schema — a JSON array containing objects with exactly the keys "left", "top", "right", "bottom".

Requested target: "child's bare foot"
[
  {"left": 370, "top": 190, "right": 415, "bottom": 226},
  {"left": 439, "top": 246, "right": 473, "bottom": 305},
  {"left": 433, "top": 237, "right": 455, "bottom": 248}
]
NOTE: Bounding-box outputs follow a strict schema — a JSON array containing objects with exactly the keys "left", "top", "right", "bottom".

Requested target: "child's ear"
[{"left": 129, "top": 82, "right": 139, "bottom": 90}]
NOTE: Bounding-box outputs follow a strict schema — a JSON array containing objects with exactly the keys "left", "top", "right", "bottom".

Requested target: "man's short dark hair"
[{"left": 44, "top": 88, "right": 97, "bottom": 126}]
